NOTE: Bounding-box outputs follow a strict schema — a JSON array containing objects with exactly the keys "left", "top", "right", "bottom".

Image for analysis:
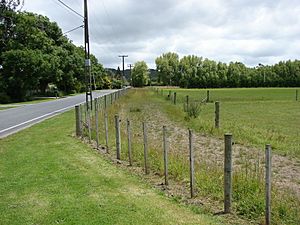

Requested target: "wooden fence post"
[
  {"left": 104, "top": 95, "right": 107, "bottom": 109},
  {"left": 110, "top": 93, "right": 113, "bottom": 105},
  {"left": 127, "top": 119, "right": 132, "bottom": 166},
  {"left": 265, "top": 144, "right": 272, "bottom": 225},
  {"left": 215, "top": 101, "right": 220, "bottom": 128},
  {"left": 75, "top": 105, "right": 82, "bottom": 137},
  {"left": 173, "top": 92, "right": 177, "bottom": 105},
  {"left": 84, "top": 102, "right": 87, "bottom": 125},
  {"left": 224, "top": 133, "right": 233, "bottom": 213},
  {"left": 189, "top": 129, "right": 195, "bottom": 198},
  {"left": 87, "top": 107, "right": 92, "bottom": 143},
  {"left": 80, "top": 104, "right": 83, "bottom": 131},
  {"left": 104, "top": 111, "right": 109, "bottom": 153},
  {"left": 186, "top": 95, "right": 189, "bottom": 112},
  {"left": 143, "top": 122, "right": 149, "bottom": 174},
  {"left": 115, "top": 115, "right": 121, "bottom": 160},
  {"left": 168, "top": 90, "right": 171, "bottom": 100},
  {"left": 95, "top": 99, "right": 99, "bottom": 149},
  {"left": 207, "top": 90, "right": 210, "bottom": 103},
  {"left": 163, "top": 126, "right": 168, "bottom": 185},
  {"left": 296, "top": 90, "right": 298, "bottom": 101}
]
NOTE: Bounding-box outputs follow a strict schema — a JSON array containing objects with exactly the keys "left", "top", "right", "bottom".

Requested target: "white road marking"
[
  {"left": 0, "top": 90, "right": 118, "bottom": 137},
  {"left": 0, "top": 101, "right": 85, "bottom": 135}
]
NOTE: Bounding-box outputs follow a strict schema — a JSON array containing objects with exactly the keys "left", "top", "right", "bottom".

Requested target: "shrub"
[
  {"left": 111, "top": 79, "right": 122, "bottom": 89},
  {"left": 184, "top": 102, "right": 202, "bottom": 118},
  {"left": 0, "top": 92, "right": 11, "bottom": 103}
]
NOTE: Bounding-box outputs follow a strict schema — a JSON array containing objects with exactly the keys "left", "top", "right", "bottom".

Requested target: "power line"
[
  {"left": 55, "top": 0, "right": 84, "bottom": 19},
  {"left": 63, "top": 24, "right": 84, "bottom": 35},
  {"left": 87, "top": 0, "right": 124, "bottom": 68},
  {"left": 53, "top": 0, "right": 123, "bottom": 69}
]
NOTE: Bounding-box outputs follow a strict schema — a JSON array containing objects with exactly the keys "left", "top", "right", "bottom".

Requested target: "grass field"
[
  {"left": 160, "top": 88, "right": 300, "bottom": 158},
  {"left": 0, "top": 110, "right": 221, "bottom": 225},
  {"left": 88, "top": 88, "right": 300, "bottom": 225}
]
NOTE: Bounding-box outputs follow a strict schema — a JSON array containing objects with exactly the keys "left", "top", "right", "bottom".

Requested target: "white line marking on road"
[
  {"left": 0, "top": 101, "right": 85, "bottom": 135},
  {"left": 0, "top": 90, "right": 117, "bottom": 137}
]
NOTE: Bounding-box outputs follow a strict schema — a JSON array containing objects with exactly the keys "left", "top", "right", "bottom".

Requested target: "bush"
[
  {"left": 111, "top": 79, "right": 122, "bottom": 89},
  {"left": 184, "top": 102, "right": 202, "bottom": 118},
  {"left": 101, "top": 76, "right": 112, "bottom": 89},
  {"left": 0, "top": 92, "right": 11, "bottom": 103}
]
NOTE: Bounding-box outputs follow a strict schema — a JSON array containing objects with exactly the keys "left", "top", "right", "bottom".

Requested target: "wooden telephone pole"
[
  {"left": 128, "top": 63, "right": 134, "bottom": 85},
  {"left": 118, "top": 55, "right": 128, "bottom": 85},
  {"left": 84, "top": 0, "right": 92, "bottom": 109}
]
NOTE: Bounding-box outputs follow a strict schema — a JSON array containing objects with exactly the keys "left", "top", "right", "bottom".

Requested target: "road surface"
[{"left": 0, "top": 90, "right": 115, "bottom": 138}]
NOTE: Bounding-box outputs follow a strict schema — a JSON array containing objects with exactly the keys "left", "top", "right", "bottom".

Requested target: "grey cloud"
[{"left": 23, "top": 0, "right": 300, "bottom": 68}]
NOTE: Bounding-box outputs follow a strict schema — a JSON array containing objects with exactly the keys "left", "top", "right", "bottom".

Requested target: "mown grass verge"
[{"left": 0, "top": 109, "right": 222, "bottom": 225}]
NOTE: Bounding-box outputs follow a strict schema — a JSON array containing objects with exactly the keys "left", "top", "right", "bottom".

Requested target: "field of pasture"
[{"left": 160, "top": 88, "right": 299, "bottom": 158}]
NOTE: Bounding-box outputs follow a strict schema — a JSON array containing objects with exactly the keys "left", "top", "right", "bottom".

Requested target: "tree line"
[
  {"left": 0, "top": 1, "right": 114, "bottom": 103},
  {"left": 155, "top": 52, "right": 300, "bottom": 88}
]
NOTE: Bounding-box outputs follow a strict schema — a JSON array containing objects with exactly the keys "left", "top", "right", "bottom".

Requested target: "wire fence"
[{"left": 74, "top": 88, "right": 299, "bottom": 225}]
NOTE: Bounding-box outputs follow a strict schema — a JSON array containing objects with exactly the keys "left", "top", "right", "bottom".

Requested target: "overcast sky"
[{"left": 23, "top": 0, "right": 300, "bottom": 69}]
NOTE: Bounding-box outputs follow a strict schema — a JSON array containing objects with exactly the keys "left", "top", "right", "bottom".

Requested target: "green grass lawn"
[
  {"left": 0, "top": 110, "right": 220, "bottom": 225},
  {"left": 160, "top": 88, "right": 300, "bottom": 158}
]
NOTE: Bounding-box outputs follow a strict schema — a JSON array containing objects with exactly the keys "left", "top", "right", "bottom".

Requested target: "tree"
[
  {"left": 0, "top": 0, "right": 23, "bottom": 54},
  {"left": 0, "top": 0, "right": 23, "bottom": 11},
  {"left": 2, "top": 49, "right": 51, "bottom": 100},
  {"left": 0, "top": 9, "right": 109, "bottom": 103},
  {"left": 131, "top": 61, "right": 149, "bottom": 87},
  {"left": 156, "top": 52, "right": 300, "bottom": 88},
  {"left": 179, "top": 55, "right": 202, "bottom": 88},
  {"left": 116, "top": 66, "right": 122, "bottom": 79},
  {"left": 155, "top": 52, "right": 179, "bottom": 85}
]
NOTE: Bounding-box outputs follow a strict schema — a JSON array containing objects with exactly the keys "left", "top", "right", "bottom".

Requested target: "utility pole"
[
  {"left": 84, "top": 0, "right": 92, "bottom": 110},
  {"left": 118, "top": 55, "right": 128, "bottom": 86},
  {"left": 128, "top": 63, "right": 134, "bottom": 85}
]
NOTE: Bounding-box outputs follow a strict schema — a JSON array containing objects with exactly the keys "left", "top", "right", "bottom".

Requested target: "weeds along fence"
[{"left": 75, "top": 88, "right": 299, "bottom": 225}]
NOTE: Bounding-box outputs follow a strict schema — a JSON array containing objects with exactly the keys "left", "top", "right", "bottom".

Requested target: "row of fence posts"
[
  {"left": 76, "top": 88, "right": 272, "bottom": 225},
  {"left": 75, "top": 87, "right": 129, "bottom": 143},
  {"left": 155, "top": 88, "right": 273, "bottom": 224},
  {"left": 157, "top": 89, "right": 221, "bottom": 129},
  {"left": 159, "top": 88, "right": 299, "bottom": 102},
  {"left": 161, "top": 89, "right": 211, "bottom": 104}
]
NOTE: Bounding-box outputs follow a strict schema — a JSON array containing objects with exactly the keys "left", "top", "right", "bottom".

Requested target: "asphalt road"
[{"left": 0, "top": 90, "right": 115, "bottom": 138}]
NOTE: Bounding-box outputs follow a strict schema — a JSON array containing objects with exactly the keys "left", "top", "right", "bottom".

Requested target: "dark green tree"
[
  {"left": 155, "top": 52, "right": 179, "bottom": 85},
  {"left": 0, "top": 8, "right": 108, "bottom": 102},
  {"left": 131, "top": 61, "right": 149, "bottom": 87}
]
